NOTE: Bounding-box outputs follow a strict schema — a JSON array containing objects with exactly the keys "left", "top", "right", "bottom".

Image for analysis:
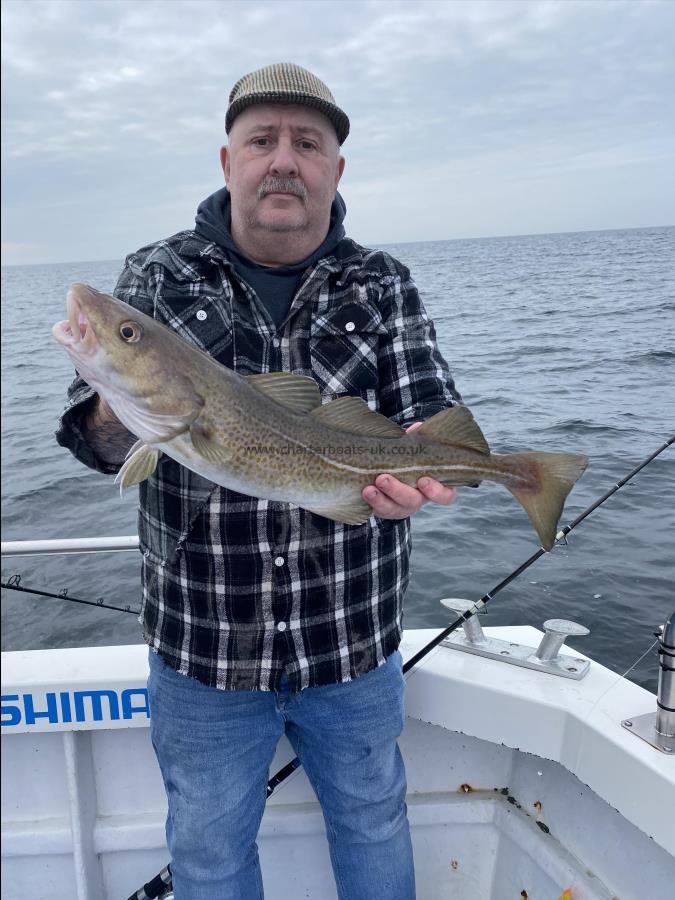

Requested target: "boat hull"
[{"left": 2, "top": 629, "right": 674, "bottom": 899}]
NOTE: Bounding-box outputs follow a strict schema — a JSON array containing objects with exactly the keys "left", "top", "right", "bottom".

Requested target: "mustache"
[{"left": 258, "top": 177, "right": 308, "bottom": 203}]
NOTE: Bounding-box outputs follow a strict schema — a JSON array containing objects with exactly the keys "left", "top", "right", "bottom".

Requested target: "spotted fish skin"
[{"left": 53, "top": 284, "right": 589, "bottom": 549}]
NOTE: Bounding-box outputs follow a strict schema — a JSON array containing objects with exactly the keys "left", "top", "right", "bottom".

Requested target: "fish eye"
[{"left": 120, "top": 321, "right": 142, "bottom": 342}]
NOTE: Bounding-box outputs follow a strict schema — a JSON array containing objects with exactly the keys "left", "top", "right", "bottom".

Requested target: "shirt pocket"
[
  {"left": 309, "top": 301, "right": 387, "bottom": 406},
  {"left": 156, "top": 289, "right": 234, "bottom": 366}
]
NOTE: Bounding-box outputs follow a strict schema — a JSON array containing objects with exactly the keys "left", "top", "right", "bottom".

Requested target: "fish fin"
[
  {"left": 114, "top": 441, "right": 161, "bottom": 493},
  {"left": 306, "top": 498, "right": 374, "bottom": 525},
  {"left": 110, "top": 394, "right": 204, "bottom": 443},
  {"left": 501, "top": 451, "right": 589, "bottom": 550},
  {"left": 190, "top": 424, "right": 233, "bottom": 466},
  {"left": 246, "top": 372, "right": 322, "bottom": 413},
  {"left": 310, "top": 396, "right": 405, "bottom": 438},
  {"left": 415, "top": 406, "right": 490, "bottom": 455}
]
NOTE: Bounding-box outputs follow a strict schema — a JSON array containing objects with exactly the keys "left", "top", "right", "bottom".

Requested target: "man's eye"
[
  {"left": 298, "top": 141, "right": 316, "bottom": 150},
  {"left": 253, "top": 138, "right": 270, "bottom": 146}
]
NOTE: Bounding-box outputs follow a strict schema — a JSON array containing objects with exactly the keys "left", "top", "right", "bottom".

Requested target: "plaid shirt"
[{"left": 56, "top": 231, "right": 460, "bottom": 691}]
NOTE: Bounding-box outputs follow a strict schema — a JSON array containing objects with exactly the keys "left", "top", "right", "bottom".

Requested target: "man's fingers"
[
  {"left": 416, "top": 479, "right": 458, "bottom": 506},
  {"left": 374, "top": 475, "right": 426, "bottom": 511},
  {"left": 362, "top": 480, "right": 425, "bottom": 519},
  {"left": 362, "top": 475, "right": 459, "bottom": 520},
  {"left": 362, "top": 485, "right": 406, "bottom": 519},
  {"left": 362, "top": 474, "right": 427, "bottom": 520},
  {"left": 374, "top": 474, "right": 457, "bottom": 509}
]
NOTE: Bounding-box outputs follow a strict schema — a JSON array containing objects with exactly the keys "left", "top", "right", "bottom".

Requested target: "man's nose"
[{"left": 268, "top": 140, "right": 299, "bottom": 177}]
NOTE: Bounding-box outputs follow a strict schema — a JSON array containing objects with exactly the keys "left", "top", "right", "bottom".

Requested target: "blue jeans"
[{"left": 147, "top": 649, "right": 415, "bottom": 900}]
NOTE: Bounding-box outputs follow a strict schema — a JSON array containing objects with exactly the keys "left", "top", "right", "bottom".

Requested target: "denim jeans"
[{"left": 147, "top": 649, "right": 415, "bottom": 900}]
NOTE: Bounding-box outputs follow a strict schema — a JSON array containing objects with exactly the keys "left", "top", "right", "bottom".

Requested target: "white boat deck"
[{"left": 2, "top": 626, "right": 674, "bottom": 899}]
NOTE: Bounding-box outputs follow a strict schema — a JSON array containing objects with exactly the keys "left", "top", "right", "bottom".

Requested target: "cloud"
[{"left": 1, "top": 0, "right": 674, "bottom": 264}]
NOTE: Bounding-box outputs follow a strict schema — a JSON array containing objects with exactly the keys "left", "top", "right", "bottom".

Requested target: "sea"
[{"left": 2, "top": 225, "right": 674, "bottom": 692}]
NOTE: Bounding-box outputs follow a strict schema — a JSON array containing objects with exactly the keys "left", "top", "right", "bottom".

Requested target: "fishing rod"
[
  {"left": 129, "top": 436, "right": 673, "bottom": 900},
  {"left": 3, "top": 439, "right": 671, "bottom": 627},
  {"left": 0, "top": 575, "right": 139, "bottom": 616},
  {"left": 268, "top": 435, "right": 675, "bottom": 793}
]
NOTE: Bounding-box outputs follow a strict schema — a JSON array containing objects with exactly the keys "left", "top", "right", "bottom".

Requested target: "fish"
[{"left": 53, "top": 283, "right": 589, "bottom": 549}]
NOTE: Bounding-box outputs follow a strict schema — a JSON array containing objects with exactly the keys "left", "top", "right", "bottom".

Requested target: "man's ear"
[
  {"left": 335, "top": 155, "right": 346, "bottom": 189},
  {"left": 220, "top": 145, "right": 230, "bottom": 184}
]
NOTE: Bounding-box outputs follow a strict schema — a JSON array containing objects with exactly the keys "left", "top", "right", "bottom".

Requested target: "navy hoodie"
[{"left": 194, "top": 187, "right": 347, "bottom": 329}]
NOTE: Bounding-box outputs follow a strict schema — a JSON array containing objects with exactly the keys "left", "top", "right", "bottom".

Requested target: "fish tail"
[{"left": 499, "top": 451, "right": 589, "bottom": 550}]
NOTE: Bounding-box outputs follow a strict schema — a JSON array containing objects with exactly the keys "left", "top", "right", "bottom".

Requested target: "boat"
[{"left": 2, "top": 535, "right": 674, "bottom": 900}]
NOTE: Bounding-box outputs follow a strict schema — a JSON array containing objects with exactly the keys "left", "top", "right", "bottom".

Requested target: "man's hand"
[
  {"left": 85, "top": 395, "right": 119, "bottom": 430},
  {"left": 83, "top": 395, "right": 136, "bottom": 465},
  {"left": 362, "top": 421, "right": 458, "bottom": 520}
]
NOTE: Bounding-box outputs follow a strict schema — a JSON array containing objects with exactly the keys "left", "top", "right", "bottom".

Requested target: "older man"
[{"left": 57, "top": 63, "right": 461, "bottom": 900}]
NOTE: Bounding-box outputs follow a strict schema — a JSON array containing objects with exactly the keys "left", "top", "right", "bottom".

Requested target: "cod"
[{"left": 53, "top": 284, "right": 588, "bottom": 550}]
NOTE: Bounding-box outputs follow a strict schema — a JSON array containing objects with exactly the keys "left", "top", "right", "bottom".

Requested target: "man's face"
[{"left": 221, "top": 104, "right": 345, "bottom": 245}]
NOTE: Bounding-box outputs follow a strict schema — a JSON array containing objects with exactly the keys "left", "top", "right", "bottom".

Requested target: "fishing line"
[
  {"left": 130, "top": 437, "right": 674, "bottom": 899},
  {"left": 585, "top": 636, "right": 661, "bottom": 718},
  {"left": 4, "top": 439, "right": 671, "bottom": 900},
  {"left": 270, "top": 435, "right": 674, "bottom": 797}
]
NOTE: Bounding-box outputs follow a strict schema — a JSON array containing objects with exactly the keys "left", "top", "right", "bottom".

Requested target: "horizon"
[
  {"left": 2, "top": 222, "right": 673, "bottom": 270},
  {"left": 2, "top": 0, "right": 674, "bottom": 267}
]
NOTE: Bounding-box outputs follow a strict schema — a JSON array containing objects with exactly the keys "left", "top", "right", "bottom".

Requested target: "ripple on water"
[{"left": 2, "top": 229, "right": 674, "bottom": 690}]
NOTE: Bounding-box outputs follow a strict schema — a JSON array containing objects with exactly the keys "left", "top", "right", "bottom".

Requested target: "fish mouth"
[{"left": 52, "top": 285, "right": 99, "bottom": 356}]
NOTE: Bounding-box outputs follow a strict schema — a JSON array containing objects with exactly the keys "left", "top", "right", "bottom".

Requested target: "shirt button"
[
  {"left": 196, "top": 310, "right": 207, "bottom": 321},
  {"left": 274, "top": 556, "right": 285, "bottom": 567},
  {"left": 272, "top": 337, "right": 280, "bottom": 348},
  {"left": 345, "top": 321, "right": 356, "bottom": 332},
  {"left": 277, "top": 621, "right": 287, "bottom": 632}
]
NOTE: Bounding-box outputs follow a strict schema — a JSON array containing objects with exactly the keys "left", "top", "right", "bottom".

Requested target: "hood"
[{"left": 194, "top": 186, "right": 347, "bottom": 272}]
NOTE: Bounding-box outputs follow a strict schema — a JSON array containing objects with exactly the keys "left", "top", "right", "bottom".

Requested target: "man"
[{"left": 57, "top": 63, "right": 461, "bottom": 899}]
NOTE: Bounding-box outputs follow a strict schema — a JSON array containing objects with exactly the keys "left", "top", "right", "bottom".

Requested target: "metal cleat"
[
  {"left": 535, "top": 619, "right": 590, "bottom": 661},
  {"left": 439, "top": 598, "right": 487, "bottom": 645},
  {"left": 440, "top": 601, "right": 591, "bottom": 680}
]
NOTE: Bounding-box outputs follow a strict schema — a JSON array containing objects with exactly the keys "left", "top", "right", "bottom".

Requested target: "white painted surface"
[
  {"left": 401, "top": 626, "right": 675, "bottom": 857},
  {"left": 0, "top": 535, "right": 140, "bottom": 556},
  {"left": 3, "top": 627, "right": 675, "bottom": 900}
]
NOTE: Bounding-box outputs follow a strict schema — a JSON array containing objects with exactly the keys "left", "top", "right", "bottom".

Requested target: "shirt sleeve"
[
  {"left": 376, "top": 266, "right": 462, "bottom": 427},
  {"left": 54, "top": 263, "right": 154, "bottom": 474}
]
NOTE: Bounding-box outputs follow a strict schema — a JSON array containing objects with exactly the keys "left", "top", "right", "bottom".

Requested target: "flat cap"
[{"left": 226, "top": 62, "right": 350, "bottom": 144}]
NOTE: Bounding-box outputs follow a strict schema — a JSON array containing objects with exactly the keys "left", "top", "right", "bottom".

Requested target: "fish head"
[{"left": 53, "top": 283, "right": 204, "bottom": 443}]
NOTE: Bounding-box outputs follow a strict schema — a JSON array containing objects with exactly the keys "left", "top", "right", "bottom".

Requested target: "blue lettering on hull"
[{"left": 1, "top": 688, "right": 150, "bottom": 728}]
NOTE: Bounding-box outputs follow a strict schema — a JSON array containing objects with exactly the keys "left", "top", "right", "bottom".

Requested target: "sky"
[{"left": 2, "top": 0, "right": 674, "bottom": 266}]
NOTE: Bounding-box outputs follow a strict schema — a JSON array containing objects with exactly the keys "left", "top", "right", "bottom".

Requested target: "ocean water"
[{"left": 2, "top": 226, "right": 674, "bottom": 692}]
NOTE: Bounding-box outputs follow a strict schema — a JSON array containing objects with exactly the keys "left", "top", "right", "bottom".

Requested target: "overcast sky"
[{"left": 2, "top": 0, "right": 674, "bottom": 265}]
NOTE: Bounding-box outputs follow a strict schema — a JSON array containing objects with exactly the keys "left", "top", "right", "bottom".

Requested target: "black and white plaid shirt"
[{"left": 57, "top": 231, "right": 461, "bottom": 691}]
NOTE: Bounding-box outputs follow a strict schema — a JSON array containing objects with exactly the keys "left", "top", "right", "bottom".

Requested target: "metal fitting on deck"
[
  {"left": 656, "top": 611, "right": 675, "bottom": 740},
  {"left": 535, "top": 620, "right": 590, "bottom": 661},
  {"left": 439, "top": 600, "right": 591, "bottom": 680},
  {"left": 440, "top": 598, "right": 486, "bottom": 644},
  {"left": 622, "top": 611, "right": 675, "bottom": 754}
]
